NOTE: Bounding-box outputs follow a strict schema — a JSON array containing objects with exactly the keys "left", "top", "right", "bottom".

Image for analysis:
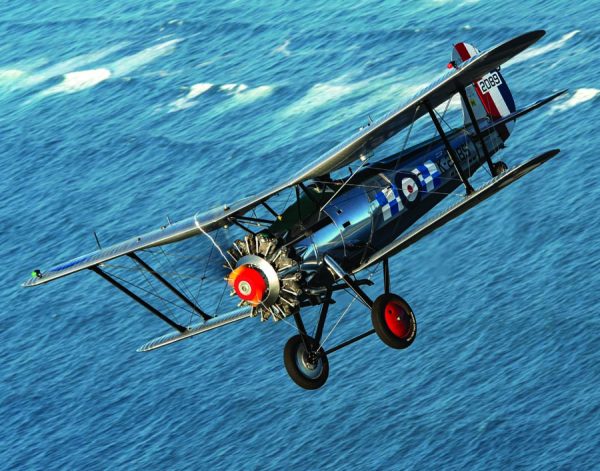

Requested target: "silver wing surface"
[
  {"left": 23, "top": 30, "right": 545, "bottom": 287},
  {"left": 137, "top": 307, "right": 252, "bottom": 352}
]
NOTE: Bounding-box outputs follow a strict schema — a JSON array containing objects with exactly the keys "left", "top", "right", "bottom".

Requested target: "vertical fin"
[{"left": 452, "top": 41, "right": 517, "bottom": 140}]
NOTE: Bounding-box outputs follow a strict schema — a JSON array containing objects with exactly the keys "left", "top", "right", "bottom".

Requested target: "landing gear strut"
[{"left": 282, "top": 258, "right": 417, "bottom": 388}]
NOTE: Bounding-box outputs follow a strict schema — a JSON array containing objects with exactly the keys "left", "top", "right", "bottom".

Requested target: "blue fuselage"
[{"left": 291, "top": 127, "right": 504, "bottom": 274}]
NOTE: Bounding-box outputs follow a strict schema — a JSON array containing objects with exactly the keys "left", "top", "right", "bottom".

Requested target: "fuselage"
[{"left": 269, "top": 125, "right": 506, "bottom": 284}]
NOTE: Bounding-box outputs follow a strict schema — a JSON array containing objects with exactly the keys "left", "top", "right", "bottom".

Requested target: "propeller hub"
[{"left": 229, "top": 265, "right": 267, "bottom": 305}]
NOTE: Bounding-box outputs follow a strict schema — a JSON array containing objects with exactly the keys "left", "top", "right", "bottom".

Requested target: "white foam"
[
  {"left": 167, "top": 82, "right": 214, "bottom": 112},
  {"left": 233, "top": 85, "right": 274, "bottom": 103},
  {"left": 39, "top": 68, "right": 112, "bottom": 96},
  {"left": 281, "top": 81, "right": 360, "bottom": 117},
  {"left": 550, "top": 88, "right": 599, "bottom": 113},
  {"left": 168, "top": 97, "right": 197, "bottom": 112},
  {"left": 110, "top": 39, "right": 181, "bottom": 77},
  {"left": 24, "top": 43, "right": 128, "bottom": 87},
  {"left": 506, "top": 31, "right": 579, "bottom": 67},
  {"left": 188, "top": 83, "right": 213, "bottom": 99},
  {"left": 220, "top": 83, "right": 248, "bottom": 93},
  {"left": 0, "top": 69, "right": 25, "bottom": 81},
  {"left": 273, "top": 39, "right": 292, "bottom": 57}
]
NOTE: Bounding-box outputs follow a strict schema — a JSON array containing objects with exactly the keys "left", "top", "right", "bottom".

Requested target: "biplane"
[{"left": 24, "top": 30, "right": 566, "bottom": 389}]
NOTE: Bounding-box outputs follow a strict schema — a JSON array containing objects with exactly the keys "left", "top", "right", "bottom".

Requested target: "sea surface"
[{"left": 1, "top": 1, "right": 599, "bottom": 469}]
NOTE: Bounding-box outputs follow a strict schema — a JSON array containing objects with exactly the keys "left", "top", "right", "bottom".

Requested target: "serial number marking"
[{"left": 478, "top": 71, "right": 503, "bottom": 93}]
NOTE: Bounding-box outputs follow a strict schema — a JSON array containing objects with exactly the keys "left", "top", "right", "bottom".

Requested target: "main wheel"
[
  {"left": 283, "top": 334, "right": 329, "bottom": 390},
  {"left": 371, "top": 293, "right": 417, "bottom": 349}
]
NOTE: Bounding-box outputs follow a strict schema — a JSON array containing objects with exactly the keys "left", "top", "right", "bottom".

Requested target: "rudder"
[{"left": 451, "top": 41, "right": 516, "bottom": 140}]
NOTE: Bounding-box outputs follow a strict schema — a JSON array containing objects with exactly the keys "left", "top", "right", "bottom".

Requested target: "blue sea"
[{"left": 2, "top": 0, "right": 599, "bottom": 469}]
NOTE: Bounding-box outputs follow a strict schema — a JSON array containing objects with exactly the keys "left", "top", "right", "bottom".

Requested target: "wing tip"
[
  {"left": 507, "top": 29, "right": 546, "bottom": 50},
  {"left": 22, "top": 273, "right": 44, "bottom": 288}
]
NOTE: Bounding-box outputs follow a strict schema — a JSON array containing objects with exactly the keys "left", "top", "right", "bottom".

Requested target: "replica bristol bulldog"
[{"left": 24, "top": 31, "right": 565, "bottom": 389}]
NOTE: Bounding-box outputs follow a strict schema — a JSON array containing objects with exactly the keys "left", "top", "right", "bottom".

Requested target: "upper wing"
[
  {"left": 353, "top": 149, "right": 561, "bottom": 274},
  {"left": 301, "top": 30, "right": 545, "bottom": 175},
  {"left": 23, "top": 30, "right": 545, "bottom": 287}
]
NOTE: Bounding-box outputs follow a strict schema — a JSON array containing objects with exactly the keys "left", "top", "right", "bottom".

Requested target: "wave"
[
  {"left": 110, "top": 39, "right": 181, "bottom": 78},
  {"left": 39, "top": 68, "right": 112, "bottom": 96},
  {"left": 344, "top": 76, "right": 436, "bottom": 121},
  {"left": 506, "top": 30, "right": 579, "bottom": 67},
  {"left": 220, "top": 83, "right": 248, "bottom": 93},
  {"left": 280, "top": 79, "right": 362, "bottom": 117},
  {"left": 23, "top": 43, "right": 129, "bottom": 88},
  {"left": 550, "top": 88, "right": 599, "bottom": 113},
  {"left": 0, "top": 69, "right": 25, "bottom": 82},
  {"left": 167, "top": 83, "right": 273, "bottom": 113},
  {"left": 233, "top": 85, "right": 273, "bottom": 103},
  {"left": 168, "top": 82, "right": 214, "bottom": 112},
  {"left": 32, "top": 39, "right": 182, "bottom": 99},
  {"left": 273, "top": 39, "right": 291, "bottom": 57}
]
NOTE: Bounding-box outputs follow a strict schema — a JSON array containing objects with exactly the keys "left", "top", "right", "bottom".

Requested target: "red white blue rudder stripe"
[{"left": 451, "top": 41, "right": 516, "bottom": 140}]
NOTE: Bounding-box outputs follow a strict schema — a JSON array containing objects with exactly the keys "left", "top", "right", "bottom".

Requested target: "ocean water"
[{"left": 2, "top": 0, "right": 599, "bottom": 469}]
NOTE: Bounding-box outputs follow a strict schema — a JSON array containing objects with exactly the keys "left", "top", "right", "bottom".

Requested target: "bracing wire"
[
  {"left": 393, "top": 103, "right": 420, "bottom": 172},
  {"left": 318, "top": 268, "right": 376, "bottom": 350},
  {"left": 158, "top": 245, "right": 201, "bottom": 309},
  {"left": 197, "top": 223, "right": 234, "bottom": 272},
  {"left": 103, "top": 268, "right": 197, "bottom": 317},
  {"left": 319, "top": 158, "right": 370, "bottom": 212},
  {"left": 193, "top": 228, "right": 217, "bottom": 305},
  {"left": 129, "top": 256, "right": 181, "bottom": 324}
]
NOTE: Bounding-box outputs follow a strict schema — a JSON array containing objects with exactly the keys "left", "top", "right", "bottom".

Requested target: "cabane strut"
[{"left": 424, "top": 100, "right": 475, "bottom": 195}]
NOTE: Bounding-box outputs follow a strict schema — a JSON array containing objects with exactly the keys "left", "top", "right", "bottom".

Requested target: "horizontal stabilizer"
[
  {"left": 137, "top": 307, "right": 252, "bottom": 352},
  {"left": 355, "top": 149, "right": 561, "bottom": 272},
  {"left": 478, "top": 89, "right": 567, "bottom": 134}
]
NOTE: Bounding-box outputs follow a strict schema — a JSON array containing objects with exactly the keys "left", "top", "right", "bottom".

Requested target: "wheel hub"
[
  {"left": 296, "top": 344, "right": 322, "bottom": 377},
  {"left": 384, "top": 301, "right": 410, "bottom": 338}
]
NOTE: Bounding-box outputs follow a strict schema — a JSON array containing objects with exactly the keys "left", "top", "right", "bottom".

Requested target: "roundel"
[
  {"left": 401, "top": 177, "right": 418, "bottom": 201},
  {"left": 401, "top": 176, "right": 419, "bottom": 203},
  {"left": 394, "top": 172, "right": 421, "bottom": 206}
]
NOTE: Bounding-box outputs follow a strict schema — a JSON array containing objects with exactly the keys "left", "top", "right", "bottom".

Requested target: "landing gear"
[
  {"left": 283, "top": 334, "right": 329, "bottom": 390},
  {"left": 371, "top": 293, "right": 417, "bottom": 349}
]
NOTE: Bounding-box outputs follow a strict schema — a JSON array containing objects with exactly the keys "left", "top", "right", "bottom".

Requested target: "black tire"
[
  {"left": 283, "top": 334, "right": 329, "bottom": 390},
  {"left": 371, "top": 293, "right": 417, "bottom": 349}
]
